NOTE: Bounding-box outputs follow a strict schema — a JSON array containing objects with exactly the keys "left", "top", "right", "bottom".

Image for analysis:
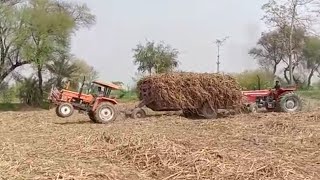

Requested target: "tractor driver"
[
  {"left": 274, "top": 80, "right": 280, "bottom": 90},
  {"left": 97, "top": 86, "right": 104, "bottom": 97}
]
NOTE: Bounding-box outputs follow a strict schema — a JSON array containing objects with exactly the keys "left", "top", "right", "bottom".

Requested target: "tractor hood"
[{"left": 241, "top": 90, "right": 271, "bottom": 96}]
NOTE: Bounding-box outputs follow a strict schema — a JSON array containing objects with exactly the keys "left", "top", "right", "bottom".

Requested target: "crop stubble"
[{"left": 0, "top": 104, "right": 319, "bottom": 180}]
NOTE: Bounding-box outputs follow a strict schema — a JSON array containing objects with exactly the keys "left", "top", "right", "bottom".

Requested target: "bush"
[
  {"left": 232, "top": 69, "right": 274, "bottom": 90},
  {"left": 17, "top": 77, "right": 43, "bottom": 106},
  {"left": 111, "top": 89, "right": 138, "bottom": 102},
  {"left": 0, "top": 87, "right": 16, "bottom": 104}
]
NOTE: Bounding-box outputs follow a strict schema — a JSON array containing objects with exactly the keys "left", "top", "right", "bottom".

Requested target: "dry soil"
[{"left": 0, "top": 103, "right": 319, "bottom": 180}]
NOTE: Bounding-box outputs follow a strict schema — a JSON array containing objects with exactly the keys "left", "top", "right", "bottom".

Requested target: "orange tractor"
[{"left": 48, "top": 77, "right": 121, "bottom": 123}]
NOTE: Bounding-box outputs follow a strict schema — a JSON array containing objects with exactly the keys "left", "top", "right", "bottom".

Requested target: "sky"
[{"left": 70, "top": 0, "right": 268, "bottom": 86}]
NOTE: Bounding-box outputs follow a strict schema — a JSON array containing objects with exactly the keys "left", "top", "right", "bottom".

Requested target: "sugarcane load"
[{"left": 132, "top": 72, "right": 243, "bottom": 119}]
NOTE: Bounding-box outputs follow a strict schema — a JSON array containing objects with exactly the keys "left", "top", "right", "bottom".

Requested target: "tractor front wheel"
[
  {"left": 278, "top": 92, "right": 302, "bottom": 113},
  {"left": 56, "top": 103, "right": 74, "bottom": 118},
  {"left": 93, "top": 102, "right": 118, "bottom": 124}
]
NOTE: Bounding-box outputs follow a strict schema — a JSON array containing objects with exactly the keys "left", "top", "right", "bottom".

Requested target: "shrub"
[
  {"left": 232, "top": 69, "right": 274, "bottom": 90},
  {"left": 17, "top": 77, "right": 43, "bottom": 106},
  {"left": 0, "top": 87, "right": 16, "bottom": 104}
]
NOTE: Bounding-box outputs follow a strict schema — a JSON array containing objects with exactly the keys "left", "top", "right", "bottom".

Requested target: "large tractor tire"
[
  {"left": 56, "top": 103, "right": 74, "bottom": 118},
  {"left": 93, "top": 102, "right": 118, "bottom": 124},
  {"left": 200, "top": 102, "right": 217, "bottom": 119},
  {"left": 277, "top": 92, "right": 302, "bottom": 113},
  {"left": 88, "top": 110, "right": 96, "bottom": 122}
]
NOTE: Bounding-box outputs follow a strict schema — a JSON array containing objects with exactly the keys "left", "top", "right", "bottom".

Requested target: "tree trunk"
[
  {"left": 288, "top": 0, "right": 298, "bottom": 85},
  {"left": 56, "top": 75, "right": 63, "bottom": 89},
  {"left": 307, "top": 69, "right": 314, "bottom": 88},
  {"left": 307, "top": 65, "right": 320, "bottom": 88},
  {"left": 0, "top": 61, "right": 29, "bottom": 84},
  {"left": 272, "top": 65, "right": 277, "bottom": 75},
  {"left": 148, "top": 68, "right": 152, "bottom": 75},
  {"left": 37, "top": 64, "right": 43, "bottom": 98},
  {"left": 284, "top": 67, "right": 290, "bottom": 84}
]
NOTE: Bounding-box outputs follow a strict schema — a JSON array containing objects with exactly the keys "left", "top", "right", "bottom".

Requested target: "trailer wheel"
[
  {"left": 94, "top": 102, "right": 118, "bottom": 124},
  {"left": 56, "top": 103, "right": 74, "bottom": 118},
  {"left": 200, "top": 102, "right": 217, "bottom": 119},
  {"left": 278, "top": 92, "right": 302, "bottom": 113},
  {"left": 183, "top": 109, "right": 198, "bottom": 118},
  {"left": 131, "top": 108, "right": 146, "bottom": 119}
]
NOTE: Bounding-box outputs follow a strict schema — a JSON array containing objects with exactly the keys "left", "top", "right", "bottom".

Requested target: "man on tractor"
[
  {"left": 274, "top": 80, "right": 280, "bottom": 90},
  {"left": 97, "top": 86, "right": 104, "bottom": 97}
]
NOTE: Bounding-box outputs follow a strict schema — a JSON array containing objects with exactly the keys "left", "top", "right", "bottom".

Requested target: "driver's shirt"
[{"left": 98, "top": 92, "right": 104, "bottom": 97}]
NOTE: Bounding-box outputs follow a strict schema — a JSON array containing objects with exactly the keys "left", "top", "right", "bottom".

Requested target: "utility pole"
[{"left": 215, "top": 36, "right": 229, "bottom": 73}]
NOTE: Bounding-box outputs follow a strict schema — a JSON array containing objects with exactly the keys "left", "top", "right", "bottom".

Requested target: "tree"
[
  {"left": 250, "top": 26, "right": 307, "bottom": 83},
  {"left": 249, "top": 29, "right": 286, "bottom": 75},
  {"left": 302, "top": 36, "right": 320, "bottom": 87},
  {"left": 20, "top": 0, "right": 96, "bottom": 98},
  {"left": 17, "top": 0, "right": 75, "bottom": 97},
  {"left": 0, "top": 0, "right": 22, "bottom": 6},
  {"left": 280, "top": 26, "right": 307, "bottom": 83},
  {"left": 45, "top": 52, "right": 78, "bottom": 89},
  {"left": 53, "top": 0, "right": 96, "bottom": 30},
  {"left": 133, "top": 40, "right": 179, "bottom": 75},
  {"left": 68, "top": 59, "right": 99, "bottom": 90},
  {"left": 261, "top": 0, "right": 318, "bottom": 85},
  {"left": 0, "top": 3, "right": 30, "bottom": 84}
]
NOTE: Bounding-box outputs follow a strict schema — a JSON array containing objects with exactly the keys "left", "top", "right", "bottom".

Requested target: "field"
[{"left": 0, "top": 99, "right": 319, "bottom": 180}]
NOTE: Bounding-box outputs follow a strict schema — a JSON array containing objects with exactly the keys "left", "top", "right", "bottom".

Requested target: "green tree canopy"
[
  {"left": 302, "top": 36, "right": 320, "bottom": 87},
  {"left": 133, "top": 40, "right": 179, "bottom": 75},
  {"left": 249, "top": 29, "right": 285, "bottom": 75}
]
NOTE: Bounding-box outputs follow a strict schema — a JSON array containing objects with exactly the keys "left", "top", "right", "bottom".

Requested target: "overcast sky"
[{"left": 70, "top": 0, "right": 268, "bottom": 86}]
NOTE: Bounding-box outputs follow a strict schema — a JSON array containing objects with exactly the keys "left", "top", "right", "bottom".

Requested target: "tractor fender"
[
  {"left": 92, "top": 98, "right": 118, "bottom": 111},
  {"left": 275, "top": 90, "right": 294, "bottom": 99}
]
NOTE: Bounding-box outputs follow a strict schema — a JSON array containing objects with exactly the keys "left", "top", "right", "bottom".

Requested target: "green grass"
[
  {"left": 117, "top": 93, "right": 138, "bottom": 103},
  {"left": 297, "top": 90, "right": 320, "bottom": 100},
  {"left": 0, "top": 103, "right": 23, "bottom": 111},
  {"left": 111, "top": 90, "right": 138, "bottom": 103},
  {"left": 0, "top": 100, "right": 51, "bottom": 111}
]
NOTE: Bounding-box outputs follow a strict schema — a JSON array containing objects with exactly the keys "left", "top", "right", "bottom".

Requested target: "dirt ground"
[{"left": 0, "top": 102, "right": 319, "bottom": 180}]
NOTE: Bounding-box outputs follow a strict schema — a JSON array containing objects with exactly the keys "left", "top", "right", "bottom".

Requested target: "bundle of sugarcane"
[{"left": 136, "top": 72, "right": 243, "bottom": 111}]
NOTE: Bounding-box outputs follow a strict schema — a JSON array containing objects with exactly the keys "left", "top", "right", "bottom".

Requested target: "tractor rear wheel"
[
  {"left": 88, "top": 111, "right": 96, "bottom": 122},
  {"left": 93, "top": 102, "right": 118, "bottom": 124},
  {"left": 56, "top": 103, "right": 74, "bottom": 118},
  {"left": 200, "top": 102, "right": 217, "bottom": 119},
  {"left": 277, "top": 92, "right": 302, "bottom": 113}
]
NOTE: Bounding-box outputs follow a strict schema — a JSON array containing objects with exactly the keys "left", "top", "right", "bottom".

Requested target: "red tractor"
[
  {"left": 48, "top": 77, "right": 121, "bottom": 123},
  {"left": 242, "top": 81, "right": 303, "bottom": 113}
]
